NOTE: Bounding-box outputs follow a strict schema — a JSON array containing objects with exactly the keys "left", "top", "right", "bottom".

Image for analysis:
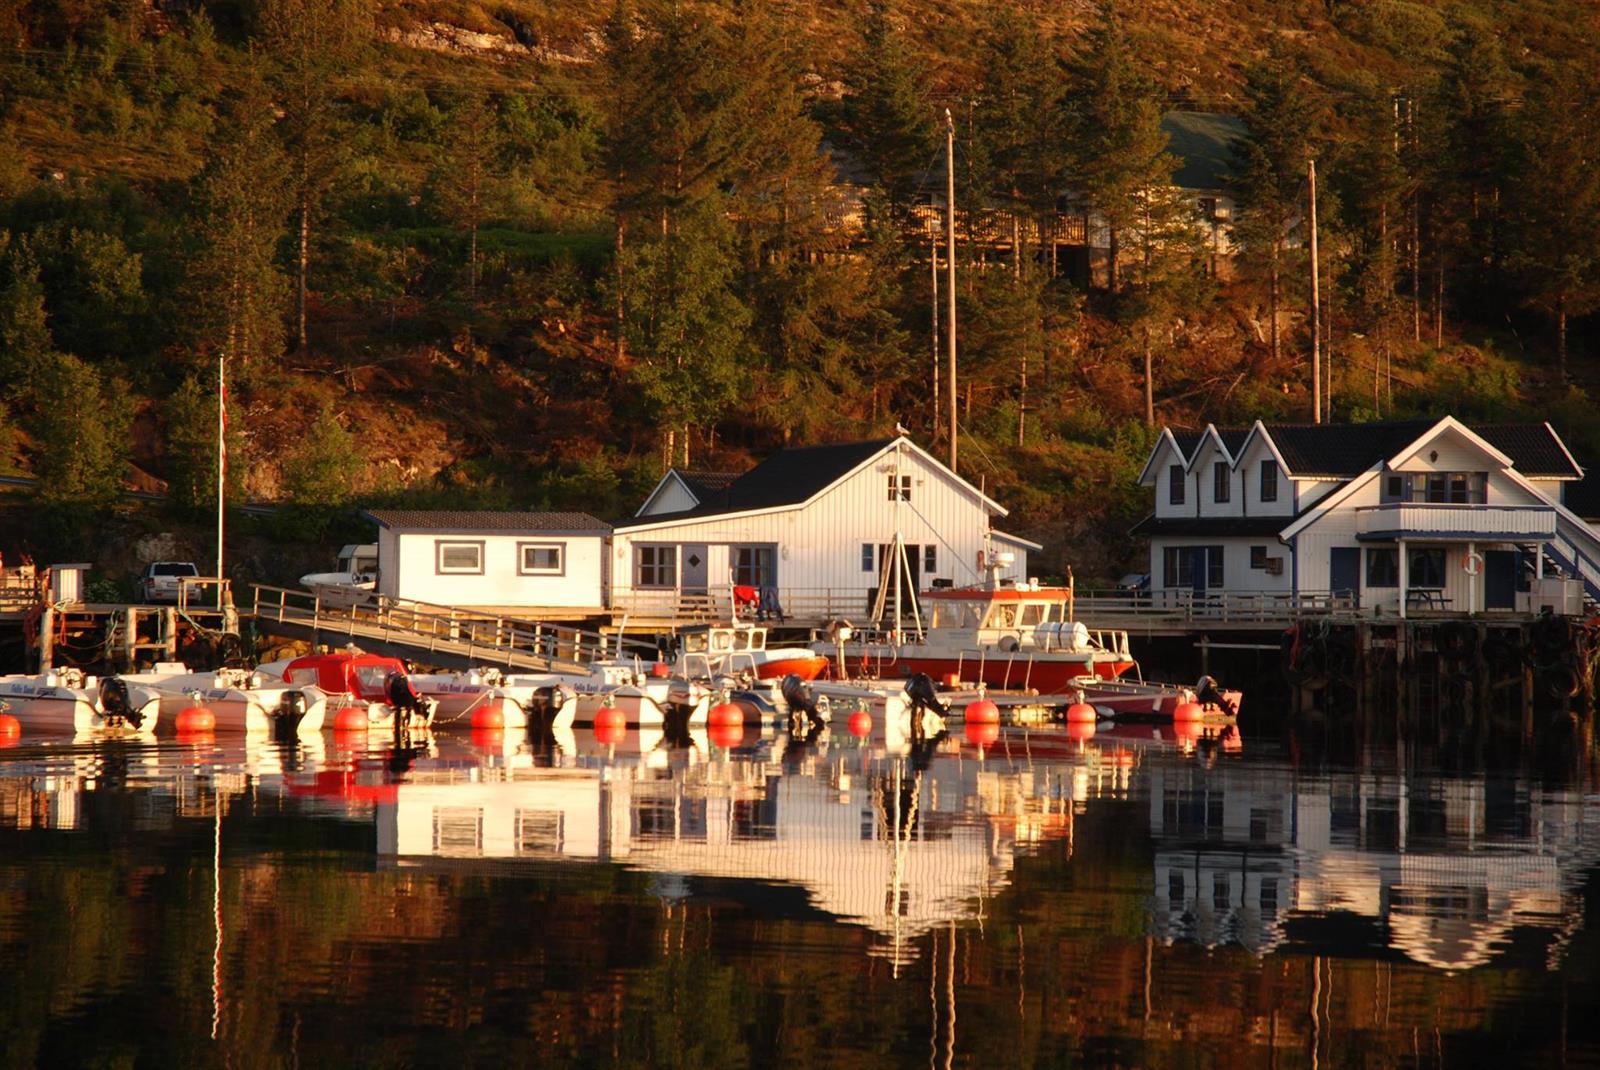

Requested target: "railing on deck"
[{"left": 251, "top": 585, "right": 658, "bottom": 669}]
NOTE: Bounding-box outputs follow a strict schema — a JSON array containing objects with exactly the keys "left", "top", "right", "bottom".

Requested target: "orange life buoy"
[{"left": 1462, "top": 552, "right": 1483, "bottom": 576}]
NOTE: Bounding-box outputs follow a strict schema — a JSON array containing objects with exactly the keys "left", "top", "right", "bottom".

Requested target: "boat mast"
[
  {"left": 216, "top": 353, "right": 226, "bottom": 608},
  {"left": 945, "top": 108, "right": 958, "bottom": 476}
]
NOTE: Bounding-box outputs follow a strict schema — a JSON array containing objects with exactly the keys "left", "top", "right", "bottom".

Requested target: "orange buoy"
[
  {"left": 175, "top": 706, "right": 216, "bottom": 734},
  {"left": 708, "top": 721, "right": 744, "bottom": 748},
  {"left": 941, "top": 672, "right": 961, "bottom": 688},
  {"left": 964, "top": 720, "right": 1000, "bottom": 747},
  {"left": 0, "top": 714, "right": 20, "bottom": 739},
  {"left": 1173, "top": 700, "right": 1204, "bottom": 722},
  {"left": 1067, "top": 720, "right": 1096, "bottom": 742},
  {"left": 650, "top": 662, "right": 671, "bottom": 678},
  {"left": 708, "top": 702, "right": 743, "bottom": 728},
  {"left": 470, "top": 701, "right": 507, "bottom": 729},
  {"left": 593, "top": 705, "right": 626, "bottom": 745},
  {"left": 964, "top": 699, "right": 1000, "bottom": 724},
  {"left": 333, "top": 707, "right": 369, "bottom": 732},
  {"left": 1174, "top": 719, "right": 1203, "bottom": 749},
  {"left": 1065, "top": 702, "right": 1097, "bottom": 724},
  {"left": 470, "top": 727, "right": 506, "bottom": 751},
  {"left": 847, "top": 710, "right": 873, "bottom": 737}
]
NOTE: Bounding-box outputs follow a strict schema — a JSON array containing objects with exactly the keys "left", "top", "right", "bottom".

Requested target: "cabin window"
[
  {"left": 1408, "top": 547, "right": 1446, "bottom": 589},
  {"left": 886, "top": 474, "right": 911, "bottom": 501},
  {"left": 517, "top": 542, "right": 564, "bottom": 576},
  {"left": 861, "top": 544, "right": 874, "bottom": 572},
  {"left": 435, "top": 540, "right": 484, "bottom": 575},
  {"left": 1367, "top": 549, "right": 1399, "bottom": 588},
  {"left": 923, "top": 546, "right": 937, "bottom": 574},
  {"left": 636, "top": 545, "right": 678, "bottom": 588},
  {"left": 930, "top": 601, "right": 981, "bottom": 628},
  {"left": 1169, "top": 464, "right": 1185, "bottom": 505},
  {"left": 732, "top": 545, "right": 776, "bottom": 587},
  {"left": 1018, "top": 604, "right": 1046, "bottom": 627},
  {"left": 987, "top": 603, "right": 1018, "bottom": 628},
  {"left": 1213, "top": 462, "right": 1230, "bottom": 503},
  {"left": 1260, "top": 460, "right": 1278, "bottom": 502}
]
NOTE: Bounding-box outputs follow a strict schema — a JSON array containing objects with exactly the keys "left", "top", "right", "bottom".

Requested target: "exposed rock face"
[{"left": 380, "top": 21, "right": 589, "bottom": 65}]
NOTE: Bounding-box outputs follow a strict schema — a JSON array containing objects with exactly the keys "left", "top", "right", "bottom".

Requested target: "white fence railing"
[{"left": 1355, "top": 503, "right": 1557, "bottom": 539}]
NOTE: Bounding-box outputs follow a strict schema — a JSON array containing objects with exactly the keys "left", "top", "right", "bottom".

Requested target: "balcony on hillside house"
[{"left": 1354, "top": 503, "right": 1558, "bottom": 542}]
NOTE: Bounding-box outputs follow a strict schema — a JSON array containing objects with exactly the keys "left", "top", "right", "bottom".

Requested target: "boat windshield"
[{"left": 930, "top": 601, "right": 984, "bottom": 629}]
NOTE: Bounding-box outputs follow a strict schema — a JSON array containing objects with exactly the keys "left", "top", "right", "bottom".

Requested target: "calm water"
[{"left": 0, "top": 718, "right": 1596, "bottom": 1068}]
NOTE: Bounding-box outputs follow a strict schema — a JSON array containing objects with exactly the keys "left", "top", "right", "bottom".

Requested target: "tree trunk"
[
  {"left": 1269, "top": 238, "right": 1280, "bottom": 365},
  {"left": 1012, "top": 211, "right": 1021, "bottom": 280},
  {"left": 1108, "top": 224, "right": 1120, "bottom": 292},
  {"left": 1558, "top": 298, "right": 1568, "bottom": 382},
  {"left": 296, "top": 190, "right": 310, "bottom": 352},
  {"left": 1017, "top": 345, "right": 1027, "bottom": 447},
  {"left": 681, "top": 424, "right": 689, "bottom": 468},
  {"left": 1143, "top": 329, "right": 1154, "bottom": 427},
  {"left": 1411, "top": 193, "right": 1421, "bottom": 343},
  {"left": 663, "top": 427, "right": 674, "bottom": 474},
  {"left": 1434, "top": 250, "right": 1443, "bottom": 349},
  {"left": 614, "top": 217, "right": 626, "bottom": 363}
]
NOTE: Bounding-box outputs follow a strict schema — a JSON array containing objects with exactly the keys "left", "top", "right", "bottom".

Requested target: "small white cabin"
[
  {"left": 612, "top": 436, "right": 1038, "bottom": 622},
  {"left": 1134, "top": 417, "right": 1600, "bottom": 616},
  {"left": 363, "top": 511, "right": 610, "bottom": 614}
]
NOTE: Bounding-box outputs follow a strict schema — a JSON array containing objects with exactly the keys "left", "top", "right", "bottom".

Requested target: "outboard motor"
[
  {"left": 1195, "top": 675, "right": 1237, "bottom": 717},
  {"left": 904, "top": 673, "right": 948, "bottom": 718},
  {"left": 524, "top": 684, "right": 572, "bottom": 725},
  {"left": 99, "top": 678, "right": 143, "bottom": 730},
  {"left": 271, "top": 689, "right": 309, "bottom": 743},
  {"left": 780, "top": 673, "right": 824, "bottom": 736},
  {"left": 385, "top": 672, "right": 430, "bottom": 727}
]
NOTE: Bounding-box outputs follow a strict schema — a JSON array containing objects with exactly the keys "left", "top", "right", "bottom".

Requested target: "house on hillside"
[
  {"left": 1133, "top": 417, "right": 1600, "bottom": 616},
  {"left": 363, "top": 511, "right": 610, "bottom": 614},
  {"left": 613, "top": 436, "right": 1038, "bottom": 623}
]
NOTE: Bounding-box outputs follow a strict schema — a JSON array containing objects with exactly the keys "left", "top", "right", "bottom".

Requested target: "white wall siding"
[
  {"left": 1237, "top": 439, "right": 1294, "bottom": 517},
  {"left": 1150, "top": 441, "right": 1190, "bottom": 518},
  {"left": 639, "top": 478, "right": 698, "bottom": 517},
  {"left": 391, "top": 532, "right": 606, "bottom": 610},
  {"left": 377, "top": 528, "right": 400, "bottom": 598}
]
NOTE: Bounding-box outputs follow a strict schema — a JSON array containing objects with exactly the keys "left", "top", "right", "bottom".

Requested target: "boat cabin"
[
  {"left": 283, "top": 653, "right": 408, "bottom": 702},
  {"left": 678, "top": 623, "right": 769, "bottom": 656},
  {"left": 924, "top": 587, "right": 1101, "bottom": 652}
]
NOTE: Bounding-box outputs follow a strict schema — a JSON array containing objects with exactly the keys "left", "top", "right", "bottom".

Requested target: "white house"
[
  {"left": 613, "top": 436, "right": 1038, "bottom": 621},
  {"left": 363, "top": 510, "right": 610, "bottom": 614},
  {"left": 1134, "top": 417, "right": 1600, "bottom": 616}
]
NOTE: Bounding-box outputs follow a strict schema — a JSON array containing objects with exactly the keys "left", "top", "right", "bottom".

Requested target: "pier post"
[
  {"left": 163, "top": 606, "right": 178, "bottom": 662},
  {"left": 123, "top": 608, "right": 139, "bottom": 669},
  {"left": 38, "top": 606, "right": 54, "bottom": 671}
]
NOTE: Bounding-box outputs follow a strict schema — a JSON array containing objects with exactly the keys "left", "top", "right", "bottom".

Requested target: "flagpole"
[{"left": 217, "top": 354, "right": 225, "bottom": 608}]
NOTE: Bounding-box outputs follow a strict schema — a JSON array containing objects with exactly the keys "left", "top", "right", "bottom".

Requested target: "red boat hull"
[{"left": 754, "top": 655, "right": 829, "bottom": 681}]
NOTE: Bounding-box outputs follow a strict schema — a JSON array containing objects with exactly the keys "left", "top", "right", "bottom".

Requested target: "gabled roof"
[
  {"left": 618, "top": 436, "right": 1004, "bottom": 530},
  {"left": 678, "top": 471, "right": 740, "bottom": 503},
  {"left": 1258, "top": 420, "right": 1581, "bottom": 479},
  {"left": 1472, "top": 423, "right": 1582, "bottom": 479},
  {"left": 364, "top": 510, "right": 610, "bottom": 533},
  {"left": 1183, "top": 424, "right": 1251, "bottom": 471}
]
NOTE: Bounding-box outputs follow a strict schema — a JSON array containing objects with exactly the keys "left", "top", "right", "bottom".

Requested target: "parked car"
[{"left": 137, "top": 561, "right": 199, "bottom": 603}]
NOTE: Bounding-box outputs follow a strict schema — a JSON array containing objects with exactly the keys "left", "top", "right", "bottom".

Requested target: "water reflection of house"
[
  {"left": 374, "top": 754, "right": 1018, "bottom": 962},
  {"left": 1145, "top": 763, "right": 1600, "bottom": 970}
]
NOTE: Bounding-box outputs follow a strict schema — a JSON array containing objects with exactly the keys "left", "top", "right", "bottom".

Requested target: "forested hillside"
[{"left": 1, "top": 0, "right": 1598, "bottom": 579}]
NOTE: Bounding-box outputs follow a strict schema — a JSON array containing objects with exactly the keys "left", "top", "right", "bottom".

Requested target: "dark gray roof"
[
  {"left": 678, "top": 471, "right": 740, "bottom": 503},
  {"left": 1161, "top": 111, "right": 1248, "bottom": 191},
  {"left": 622, "top": 438, "right": 901, "bottom": 525},
  {"left": 1261, "top": 421, "right": 1580, "bottom": 479},
  {"left": 1168, "top": 427, "right": 1252, "bottom": 462},
  {"left": 1130, "top": 515, "right": 1291, "bottom": 538},
  {"left": 364, "top": 510, "right": 610, "bottom": 533}
]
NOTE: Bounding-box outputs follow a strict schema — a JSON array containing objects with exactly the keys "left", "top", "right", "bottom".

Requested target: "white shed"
[
  {"left": 611, "top": 436, "right": 1037, "bottom": 622},
  {"left": 363, "top": 510, "right": 610, "bottom": 615}
]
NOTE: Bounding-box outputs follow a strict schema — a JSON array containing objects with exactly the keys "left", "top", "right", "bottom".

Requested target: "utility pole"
[
  {"left": 1309, "top": 158, "right": 1322, "bottom": 425},
  {"left": 931, "top": 232, "right": 939, "bottom": 447},
  {"left": 945, "top": 109, "right": 958, "bottom": 474},
  {"left": 216, "top": 353, "right": 227, "bottom": 606}
]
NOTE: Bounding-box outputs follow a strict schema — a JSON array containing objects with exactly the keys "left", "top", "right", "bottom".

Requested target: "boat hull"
[
  {"left": 0, "top": 678, "right": 161, "bottom": 736},
  {"left": 753, "top": 654, "right": 829, "bottom": 681}
]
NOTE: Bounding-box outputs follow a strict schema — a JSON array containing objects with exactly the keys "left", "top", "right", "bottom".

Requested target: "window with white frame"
[
  {"left": 923, "top": 545, "right": 937, "bottom": 574},
  {"left": 732, "top": 545, "right": 776, "bottom": 587},
  {"left": 861, "top": 543, "right": 875, "bottom": 572},
  {"left": 435, "top": 540, "right": 484, "bottom": 575},
  {"left": 1260, "top": 460, "right": 1278, "bottom": 502},
  {"left": 1169, "top": 464, "right": 1185, "bottom": 505},
  {"left": 518, "top": 542, "right": 564, "bottom": 576},
  {"left": 1213, "top": 461, "right": 1230, "bottom": 503},
  {"left": 636, "top": 545, "right": 677, "bottom": 588},
  {"left": 886, "top": 474, "right": 911, "bottom": 501}
]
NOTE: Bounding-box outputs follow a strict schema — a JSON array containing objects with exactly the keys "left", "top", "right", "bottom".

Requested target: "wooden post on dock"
[
  {"left": 38, "top": 606, "right": 54, "bottom": 671},
  {"left": 1522, "top": 662, "right": 1535, "bottom": 740},
  {"left": 163, "top": 606, "right": 178, "bottom": 662},
  {"left": 122, "top": 608, "right": 138, "bottom": 670}
]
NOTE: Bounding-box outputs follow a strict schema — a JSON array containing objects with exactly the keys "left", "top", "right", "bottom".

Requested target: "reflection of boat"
[
  {"left": 258, "top": 650, "right": 436, "bottom": 732},
  {"left": 1072, "top": 675, "right": 1243, "bottom": 720},
  {"left": 0, "top": 669, "right": 161, "bottom": 735},
  {"left": 299, "top": 543, "right": 377, "bottom": 607},
  {"left": 120, "top": 664, "right": 328, "bottom": 735}
]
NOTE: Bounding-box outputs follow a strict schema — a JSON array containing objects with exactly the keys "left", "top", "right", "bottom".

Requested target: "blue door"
[
  {"left": 1190, "top": 547, "right": 1208, "bottom": 596},
  {"left": 1330, "top": 547, "right": 1360, "bottom": 607},
  {"left": 1485, "top": 550, "right": 1516, "bottom": 610}
]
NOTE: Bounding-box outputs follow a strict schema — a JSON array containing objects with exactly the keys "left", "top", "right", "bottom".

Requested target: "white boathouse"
[
  {"left": 1133, "top": 417, "right": 1600, "bottom": 616},
  {"left": 612, "top": 436, "right": 1037, "bottom": 622},
  {"left": 362, "top": 510, "right": 610, "bottom": 614}
]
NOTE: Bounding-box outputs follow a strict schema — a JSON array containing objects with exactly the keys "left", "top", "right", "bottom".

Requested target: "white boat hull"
[{"left": 0, "top": 675, "right": 161, "bottom": 736}]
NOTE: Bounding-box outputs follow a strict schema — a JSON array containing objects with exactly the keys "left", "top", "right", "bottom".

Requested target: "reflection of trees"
[{"left": 0, "top": 778, "right": 1591, "bottom": 1067}]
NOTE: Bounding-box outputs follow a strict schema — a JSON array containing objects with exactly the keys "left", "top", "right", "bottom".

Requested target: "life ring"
[{"left": 1462, "top": 552, "right": 1484, "bottom": 576}]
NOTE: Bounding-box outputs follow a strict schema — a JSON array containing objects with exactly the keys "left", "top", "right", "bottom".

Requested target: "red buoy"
[
  {"left": 1065, "top": 702, "right": 1097, "bottom": 724},
  {"left": 708, "top": 721, "right": 744, "bottom": 748},
  {"left": 470, "top": 727, "right": 506, "bottom": 751},
  {"left": 593, "top": 705, "right": 626, "bottom": 745},
  {"left": 333, "top": 707, "right": 369, "bottom": 732},
  {"left": 650, "top": 662, "right": 671, "bottom": 678},
  {"left": 964, "top": 699, "right": 1000, "bottom": 724},
  {"left": 847, "top": 710, "right": 873, "bottom": 737},
  {"left": 470, "top": 701, "right": 507, "bottom": 729},
  {"left": 1067, "top": 720, "right": 1096, "bottom": 742},
  {"left": 708, "top": 702, "right": 743, "bottom": 728},
  {"left": 175, "top": 706, "right": 215, "bottom": 734},
  {"left": 0, "top": 714, "right": 20, "bottom": 739},
  {"left": 964, "top": 720, "right": 1000, "bottom": 747},
  {"left": 1173, "top": 701, "right": 1204, "bottom": 722}
]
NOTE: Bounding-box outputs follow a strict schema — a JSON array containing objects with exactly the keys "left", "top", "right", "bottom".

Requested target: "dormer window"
[
  {"left": 1169, "top": 464, "right": 1185, "bottom": 505},
  {"left": 1213, "top": 461, "right": 1230, "bottom": 503},
  {"left": 1260, "top": 460, "right": 1278, "bottom": 502}
]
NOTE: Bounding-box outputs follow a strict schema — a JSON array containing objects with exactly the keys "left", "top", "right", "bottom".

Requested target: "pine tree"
[
  {"left": 256, "top": 0, "right": 371, "bottom": 353},
  {"left": 429, "top": 92, "right": 505, "bottom": 305},
  {"left": 30, "top": 353, "right": 128, "bottom": 509},
  {"left": 164, "top": 374, "right": 243, "bottom": 516},
  {"left": 1063, "top": 1, "right": 1175, "bottom": 292},
  {"left": 281, "top": 403, "right": 361, "bottom": 505},
  {"left": 838, "top": 2, "right": 938, "bottom": 214},
  {"left": 0, "top": 237, "right": 56, "bottom": 402}
]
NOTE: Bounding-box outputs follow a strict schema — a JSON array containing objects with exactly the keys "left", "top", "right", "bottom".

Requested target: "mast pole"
[
  {"left": 217, "top": 353, "right": 226, "bottom": 606},
  {"left": 1309, "top": 157, "right": 1322, "bottom": 424},
  {"left": 945, "top": 108, "right": 958, "bottom": 474}
]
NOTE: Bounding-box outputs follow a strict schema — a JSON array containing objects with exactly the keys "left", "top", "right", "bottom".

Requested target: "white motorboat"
[
  {"left": 119, "top": 663, "right": 329, "bottom": 736},
  {"left": 0, "top": 668, "right": 161, "bottom": 736},
  {"left": 299, "top": 543, "right": 377, "bottom": 608},
  {"left": 408, "top": 668, "right": 577, "bottom": 729},
  {"left": 556, "top": 660, "right": 708, "bottom": 726}
]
